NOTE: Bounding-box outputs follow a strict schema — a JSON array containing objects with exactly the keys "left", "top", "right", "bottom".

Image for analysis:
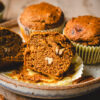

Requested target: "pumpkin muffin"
[
  {"left": 18, "top": 2, "right": 65, "bottom": 42},
  {"left": 24, "top": 32, "right": 76, "bottom": 80},
  {"left": 0, "top": 27, "right": 23, "bottom": 68},
  {"left": 63, "top": 16, "right": 100, "bottom": 64}
]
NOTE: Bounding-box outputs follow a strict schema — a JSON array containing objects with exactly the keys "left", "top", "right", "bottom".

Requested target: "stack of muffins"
[{"left": 0, "top": 2, "right": 100, "bottom": 85}]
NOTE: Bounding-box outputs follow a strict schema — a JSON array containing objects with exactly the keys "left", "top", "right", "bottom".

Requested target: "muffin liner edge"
[
  {"left": 18, "top": 16, "right": 65, "bottom": 42},
  {"left": 72, "top": 41, "right": 100, "bottom": 64}
]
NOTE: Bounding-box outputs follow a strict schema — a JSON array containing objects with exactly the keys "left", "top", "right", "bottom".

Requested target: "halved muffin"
[
  {"left": 0, "top": 27, "right": 24, "bottom": 68},
  {"left": 24, "top": 32, "right": 83, "bottom": 80},
  {"left": 18, "top": 2, "right": 65, "bottom": 42}
]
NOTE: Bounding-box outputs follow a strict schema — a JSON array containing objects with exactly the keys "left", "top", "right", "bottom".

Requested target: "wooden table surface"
[{"left": 0, "top": 0, "right": 100, "bottom": 100}]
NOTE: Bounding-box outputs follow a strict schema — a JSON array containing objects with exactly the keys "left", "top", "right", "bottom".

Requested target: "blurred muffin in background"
[
  {"left": 0, "top": 94, "right": 4, "bottom": 100},
  {"left": 63, "top": 16, "right": 100, "bottom": 64},
  {"left": 0, "top": 1, "right": 5, "bottom": 22},
  {"left": 18, "top": 2, "right": 65, "bottom": 42}
]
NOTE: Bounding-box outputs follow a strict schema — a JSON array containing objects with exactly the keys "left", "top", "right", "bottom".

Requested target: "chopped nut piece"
[
  {"left": 24, "top": 33, "right": 74, "bottom": 79},
  {"left": 59, "top": 48, "right": 65, "bottom": 55},
  {"left": 45, "top": 57, "right": 53, "bottom": 64},
  {"left": 55, "top": 47, "right": 59, "bottom": 54},
  {"left": 4, "top": 47, "right": 10, "bottom": 52}
]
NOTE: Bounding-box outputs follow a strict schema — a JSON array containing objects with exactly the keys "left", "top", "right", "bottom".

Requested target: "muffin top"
[
  {"left": 24, "top": 32, "right": 75, "bottom": 79},
  {"left": 64, "top": 16, "right": 100, "bottom": 46},
  {"left": 20, "top": 2, "right": 64, "bottom": 30}
]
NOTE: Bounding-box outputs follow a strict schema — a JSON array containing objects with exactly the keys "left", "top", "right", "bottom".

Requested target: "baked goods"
[
  {"left": 0, "top": 27, "right": 23, "bottom": 68},
  {"left": 18, "top": 2, "right": 65, "bottom": 42},
  {"left": 24, "top": 32, "right": 76, "bottom": 79},
  {"left": 5, "top": 31, "right": 83, "bottom": 85},
  {"left": 63, "top": 16, "right": 100, "bottom": 64},
  {"left": 20, "top": 2, "right": 64, "bottom": 30}
]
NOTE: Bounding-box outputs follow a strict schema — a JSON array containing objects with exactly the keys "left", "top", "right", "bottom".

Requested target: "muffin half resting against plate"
[
  {"left": 0, "top": 27, "right": 25, "bottom": 68},
  {"left": 18, "top": 2, "right": 65, "bottom": 42},
  {"left": 7, "top": 32, "right": 84, "bottom": 86},
  {"left": 63, "top": 16, "right": 100, "bottom": 64}
]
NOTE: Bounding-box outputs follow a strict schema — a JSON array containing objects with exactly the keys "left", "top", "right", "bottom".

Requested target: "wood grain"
[
  {"left": 0, "top": 86, "right": 32, "bottom": 100},
  {"left": 1, "top": 0, "right": 100, "bottom": 20}
]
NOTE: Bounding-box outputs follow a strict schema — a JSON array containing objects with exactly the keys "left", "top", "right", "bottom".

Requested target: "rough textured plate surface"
[{"left": 0, "top": 69, "right": 100, "bottom": 99}]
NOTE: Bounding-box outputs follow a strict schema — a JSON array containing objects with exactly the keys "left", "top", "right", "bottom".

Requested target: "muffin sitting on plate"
[
  {"left": 18, "top": 2, "right": 65, "bottom": 42},
  {"left": 63, "top": 16, "right": 100, "bottom": 64}
]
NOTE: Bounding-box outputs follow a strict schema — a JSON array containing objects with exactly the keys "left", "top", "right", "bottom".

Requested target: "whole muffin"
[
  {"left": 0, "top": 27, "right": 23, "bottom": 68},
  {"left": 18, "top": 2, "right": 65, "bottom": 42},
  {"left": 63, "top": 16, "right": 100, "bottom": 64}
]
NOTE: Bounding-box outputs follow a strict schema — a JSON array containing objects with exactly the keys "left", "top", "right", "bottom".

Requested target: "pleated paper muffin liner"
[
  {"left": 18, "top": 16, "right": 65, "bottom": 42},
  {"left": 72, "top": 42, "right": 100, "bottom": 64}
]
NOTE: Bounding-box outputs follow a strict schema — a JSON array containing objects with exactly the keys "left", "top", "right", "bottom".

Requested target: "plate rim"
[{"left": 0, "top": 73, "right": 100, "bottom": 90}]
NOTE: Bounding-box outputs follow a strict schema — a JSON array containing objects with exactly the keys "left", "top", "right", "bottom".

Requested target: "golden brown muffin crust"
[
  {"left": 20, "top": 2, "right": 64, "bottom": 30},
  {"left": 64, "top": 16, "right": 100, "bottom": 46}
]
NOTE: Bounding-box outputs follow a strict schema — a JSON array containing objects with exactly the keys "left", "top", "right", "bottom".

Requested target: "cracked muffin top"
[
  {"left": 20, "top": 2, "right": 64, "bottom": 30},
  {"left": 64, "top": 16, "right": 100, "bottom": 46},
  {"left": 24, "top": 32, "right": 75, "bottom": 80}
]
